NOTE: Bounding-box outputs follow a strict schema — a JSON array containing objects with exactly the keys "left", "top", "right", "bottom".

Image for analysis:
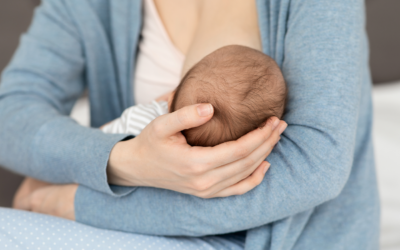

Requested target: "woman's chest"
[{"left": 154, "top": 0, "right": 262, "bottom": 75}]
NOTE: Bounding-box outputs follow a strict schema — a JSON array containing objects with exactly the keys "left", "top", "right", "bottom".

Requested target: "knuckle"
[
  {"left": 152, "top": 122, "right": 164, "bottom": 137},
  {"left": 252, "top": 175, "right": 263, "bottom": 186},
  {"left": 30, "top": 194, "right": 41, "bottom": 211},
  {"left": 235, "top": 147, "right": 249, "bottom": 159},
  {"left": 202, "top": 160, "right": 213, "bottom": 170},
  {"left": 190, "top": 180, "right": 202, "bottom": 191},
  {"left": 267, "top": 130, "right": 280, "bottom": 145},
  {"left": 262, "top": 128, "right": 273, "bottom": 140},
  {"left": 188, "top": 163, "right": 205, "bottom": 176},
  {"left": 202, "top": 193, "right": 213, "bottom": 199},
  {"left": 177, "top": 109, "right": 190, "bottom": 127},
  {"left": 195, "top": 191, "right": 210, "bottom": 199},
  {"left": 250, "top": 174, "right": 264, "bottom": 187},
  {"left": 244, "top": 157, "right": 256, "bottom": 168},
  {"left": 191, "top": 178, "right": 212, "bottom": 192},
  {"left": 274, "top": 128, "right": 281, "bottom": 138},
  {"left": 199, "top": 188, "right": 216, "bottom": 199}
]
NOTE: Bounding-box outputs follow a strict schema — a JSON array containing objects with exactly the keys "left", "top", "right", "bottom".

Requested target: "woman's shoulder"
[{"left": 40, "top": 0, "right": 142, "bottom": 27}]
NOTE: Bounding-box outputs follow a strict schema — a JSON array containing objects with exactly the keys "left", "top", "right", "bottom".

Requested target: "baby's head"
[{"left": 170, "top": 45, "right": 287, "bottom": 146}]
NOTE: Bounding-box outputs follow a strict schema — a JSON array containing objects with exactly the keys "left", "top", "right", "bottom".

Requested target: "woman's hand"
[
  {"left": 13, "top": 178, "right": 77, "bottom": 220},
  {"left": 108, "top": 103, "right": 287, "bottom": 198}
]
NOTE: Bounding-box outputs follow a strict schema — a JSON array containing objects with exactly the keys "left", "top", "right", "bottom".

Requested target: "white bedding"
[
  {"left": 373, "top": 82, "right": 400, "bottom": 250},
  {"left": 70, "top": 83, "right": 400, "bottom": 248}
]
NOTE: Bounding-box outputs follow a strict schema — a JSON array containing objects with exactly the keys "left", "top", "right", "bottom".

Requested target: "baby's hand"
[
  {"left": 99, "top": 122, "right": 111, "bottom": 130},
  {"left": 156, "top": 91, "right": 174, "bottom": 102},
  {"left": 156, "top": 91, "right": 175, "bottom": 111}
]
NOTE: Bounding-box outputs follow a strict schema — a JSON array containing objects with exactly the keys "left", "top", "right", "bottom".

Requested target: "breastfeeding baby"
[{"left": 102, "top": 45, "right": 287, "bottom": 146}]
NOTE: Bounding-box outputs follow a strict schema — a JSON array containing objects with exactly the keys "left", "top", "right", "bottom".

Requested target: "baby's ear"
[{"left": 168, "top": 91, "right": 176, "bottom": 112}]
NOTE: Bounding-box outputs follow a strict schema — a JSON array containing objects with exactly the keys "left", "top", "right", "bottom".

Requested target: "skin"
[
  {"left": 154, "top": 0, "right": 262, "bottom": 75},
  {"left": 13, "top": 178, "right": 77, "bottom": 220},
  {"left": 13, "top": 0, "right": 288, "bottom": 220}
]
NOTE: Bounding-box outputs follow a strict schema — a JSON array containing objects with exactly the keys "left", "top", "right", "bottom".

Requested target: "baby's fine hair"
[{"left": 170, "top": 45, "right": 287, "bottom": 147}]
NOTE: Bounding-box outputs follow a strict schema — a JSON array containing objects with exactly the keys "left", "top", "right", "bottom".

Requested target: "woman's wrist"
[{"left": 107, "top": 139, "right": 141, "bottom": 187}]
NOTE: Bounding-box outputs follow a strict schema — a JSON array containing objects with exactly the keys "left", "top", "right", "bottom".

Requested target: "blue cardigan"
[{"left": 0, "top": 0, "right": 379, "bottom": 249}]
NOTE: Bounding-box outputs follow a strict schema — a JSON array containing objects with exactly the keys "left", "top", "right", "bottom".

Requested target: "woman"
[{"left": 0, "top": 0, "right": 379, "bottom": 249}]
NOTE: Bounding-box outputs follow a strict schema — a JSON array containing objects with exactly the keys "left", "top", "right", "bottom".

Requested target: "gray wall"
[
  {"left": 0, "top": 0, "right": 39, "bottom": 74},
  {"left": 0, "top": 0, "right": 39, "bottom": 207},
  {"left": 0, "top": 0, "right": 400, "bottom": 83},
  {"left": 367, "top": 0, "right": 400, "bottom": 83}
]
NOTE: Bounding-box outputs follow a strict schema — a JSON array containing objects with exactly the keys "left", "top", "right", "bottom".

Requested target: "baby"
[{"left": 102, "top": 45, "right": 287, "bottom": 146}]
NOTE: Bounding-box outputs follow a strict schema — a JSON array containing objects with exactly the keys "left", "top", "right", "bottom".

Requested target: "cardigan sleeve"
[
  {"left": 75, "top": 0, "right": 368, "bottom": 236},
  {"left": 0, "top": 0, "right": 133, "bottom": 196}
]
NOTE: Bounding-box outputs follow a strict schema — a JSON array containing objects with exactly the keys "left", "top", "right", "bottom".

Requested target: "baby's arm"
[{"left": 101, "top": 101, "right": 169, "bottom": 135}]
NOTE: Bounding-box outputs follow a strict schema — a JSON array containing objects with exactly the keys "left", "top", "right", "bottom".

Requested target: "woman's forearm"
[
  {"left": 0, "top": 91, "right": 130, "bottom": 195},
  {"left": 0, "top": 0, "right": 132, "bottom": 196}
]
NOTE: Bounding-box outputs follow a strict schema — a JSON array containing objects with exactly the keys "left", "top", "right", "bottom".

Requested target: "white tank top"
[{"left": 134, "top": 0, "right": 185, "bottom": 105}]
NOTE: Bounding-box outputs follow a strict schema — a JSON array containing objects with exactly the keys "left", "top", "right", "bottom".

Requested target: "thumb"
[{"left": 156, "top": 103, "right": 214, "bottom": 138}]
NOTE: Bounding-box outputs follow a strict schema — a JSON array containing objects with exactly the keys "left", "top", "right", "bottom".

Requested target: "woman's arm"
[
  {"left": 1, "top": 0, "right": 279, "bottom": 200},
  {"left": 0, "top": 0, "right": 130, "bottom": 195},
  {"left": 73, "top": 0, "right": 368, "bottom": 236}
]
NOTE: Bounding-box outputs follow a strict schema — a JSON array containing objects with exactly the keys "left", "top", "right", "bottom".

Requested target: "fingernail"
[
  {"left": 279, "top": 122, "right": 287, "bottom": 135},
  {"left": 272, "top": 118, "right": 280, "bottom": 130},
  {"left": 263, "top": 162, "right": 271, "bottom": 174},
  {"left": 197, "top": 104, "right": 213, "bottom": 117}
]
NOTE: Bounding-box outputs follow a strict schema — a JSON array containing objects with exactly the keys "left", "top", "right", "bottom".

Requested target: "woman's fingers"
[
  {"left": 13, "top": 195, "right": 31, "bottom": 211},
  {"left": 194, "top": 117, "right": 281, "bottom": 169},
  {"left": 191, "top": 121, "right": 286, "bottom": 197},
  {"left": 13, "top": 177, "right": 52, "bottom": 210},
  {"left": 205, "top": 120, "right": 284, "bottom": 184},
  {"left": 210, "top": 161, "right": 270, "bottom": 198},
  {"left": 22, "top": 184, "right": 77, "bottom": 220},
  {"left": 154, "top": 103, "right": 214, "bottom": 138}
]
